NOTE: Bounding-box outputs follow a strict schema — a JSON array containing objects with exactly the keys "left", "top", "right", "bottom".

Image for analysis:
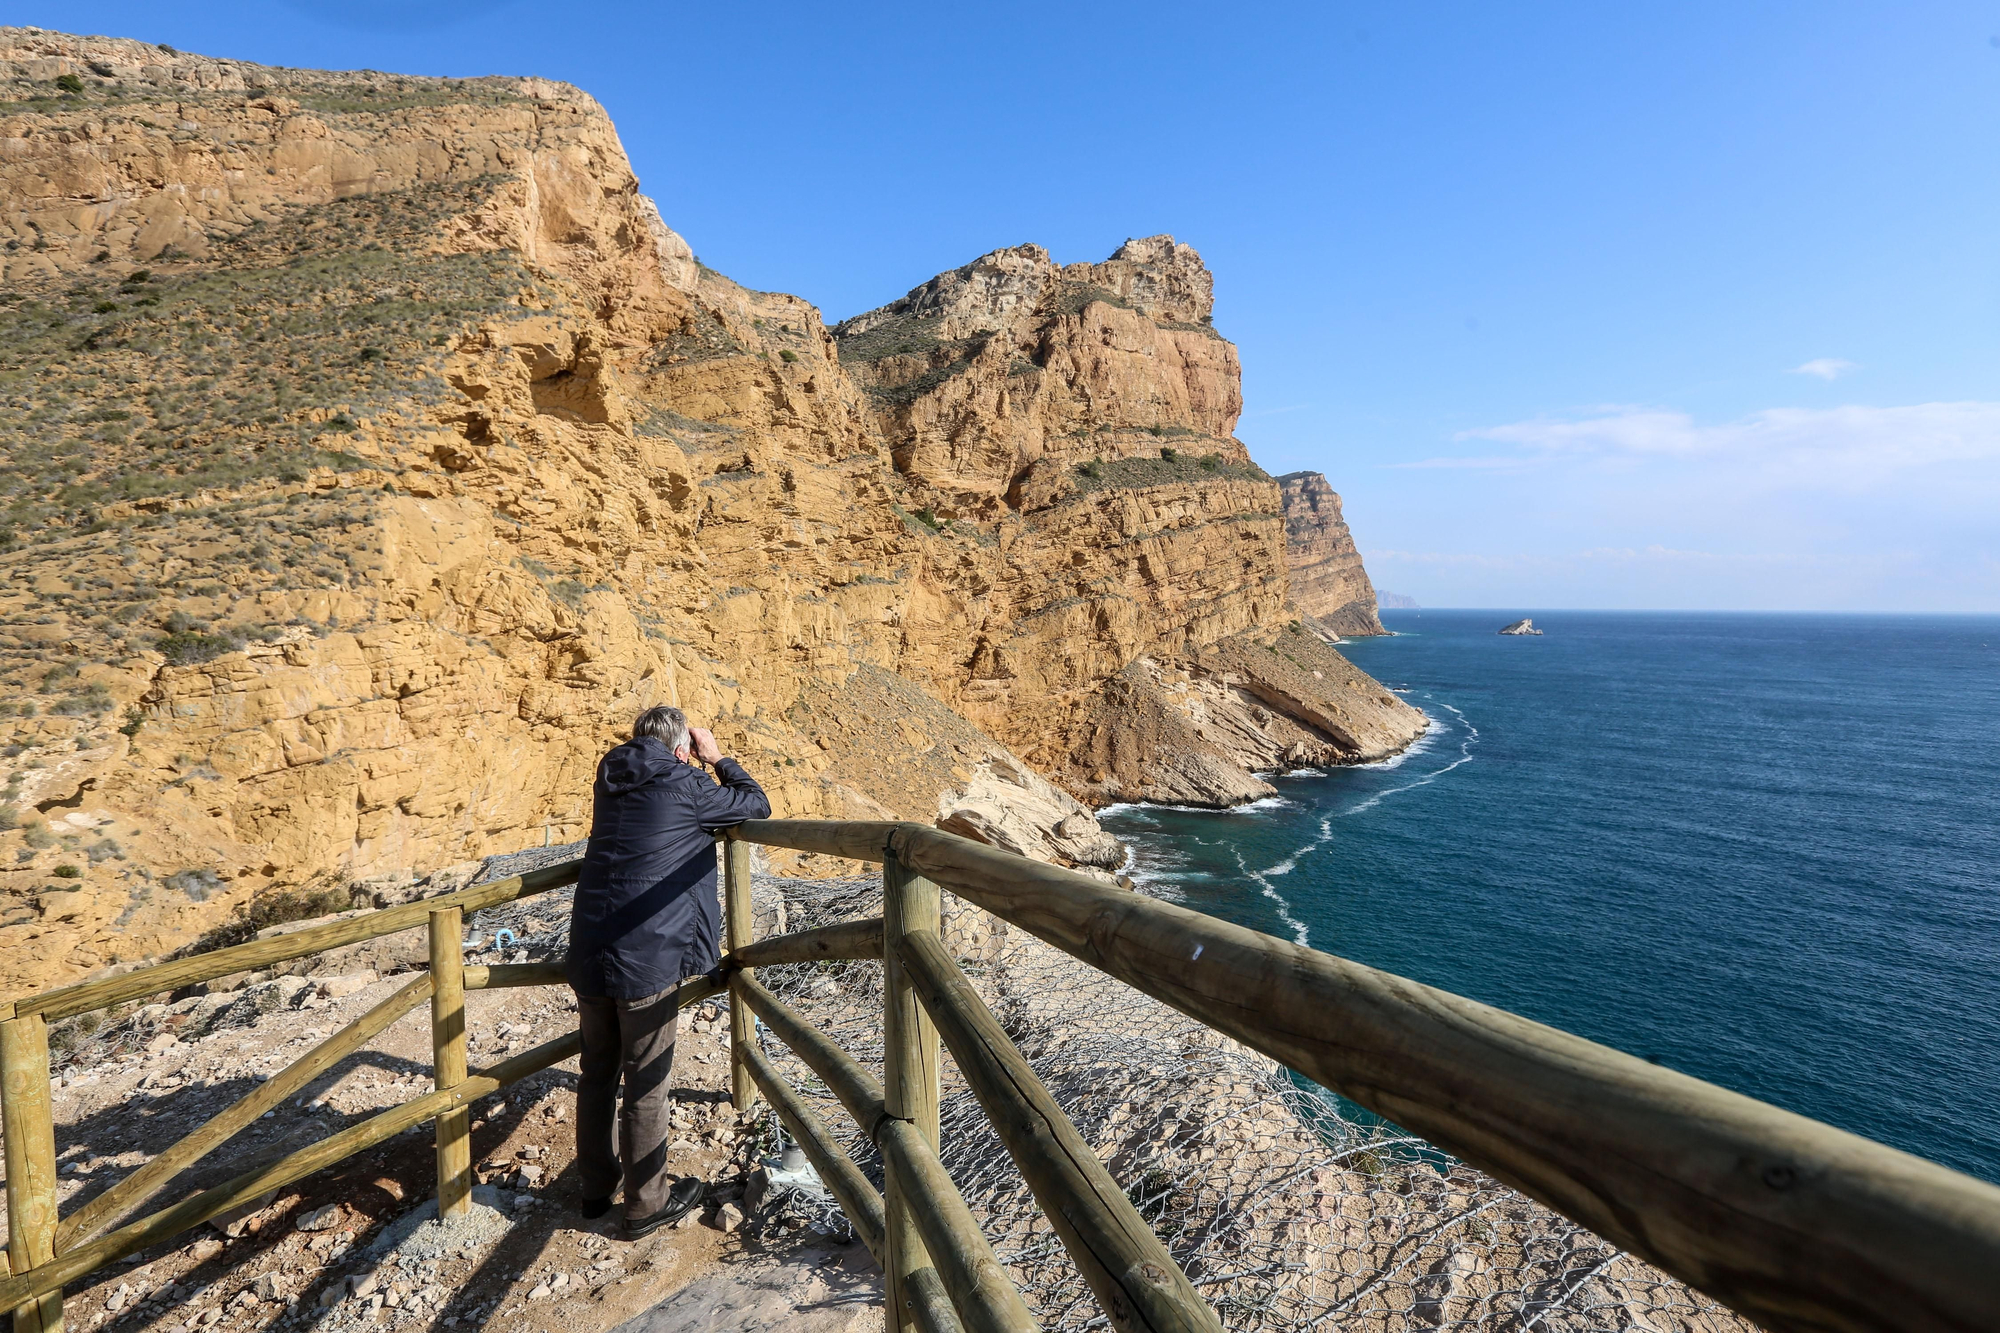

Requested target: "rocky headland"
[
  {"left": 0, "top": 27, "right": 1421, "bottom": 998},
  {"left": 1278, "top": 470, "right": 1385, "bottom": 636},
  {"left": 1499, "top": 619, "right": 1543, "bottom": 636}
]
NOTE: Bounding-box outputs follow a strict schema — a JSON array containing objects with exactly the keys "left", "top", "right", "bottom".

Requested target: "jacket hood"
[{"left": 600, "top": 736, "right": 679, "bottom": 793}]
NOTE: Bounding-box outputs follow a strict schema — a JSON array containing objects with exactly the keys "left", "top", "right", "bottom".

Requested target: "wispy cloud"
[
  {"left": 1791, "top": 358, "right": 1859, "bottom": 380},
  {"left": 1455, "top": 401, "right": 2000, "bottom": 489},
  {"left": 1364, "top": 545, "right": 1919, "bottom": 573},
  {"left": 1383, "top": 455, "right": 1540, "bottom": 470}
]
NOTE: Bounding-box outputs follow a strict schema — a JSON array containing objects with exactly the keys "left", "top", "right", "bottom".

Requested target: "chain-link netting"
[{"left": 748, "top": 871, "right": 1758, "bottom": 1333}]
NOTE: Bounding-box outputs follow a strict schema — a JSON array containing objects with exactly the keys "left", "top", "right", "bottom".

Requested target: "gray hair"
[{"left": 632, "top": 705, "right": 690, "bottom": 753}]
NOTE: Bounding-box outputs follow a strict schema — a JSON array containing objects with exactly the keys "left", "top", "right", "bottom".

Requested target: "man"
[{"left": 567, "top": 705, "right": 771, "bottom": 1237}]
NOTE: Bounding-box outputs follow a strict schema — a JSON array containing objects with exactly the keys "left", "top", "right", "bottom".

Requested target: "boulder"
[
  {"left": 295, "top": 1204, "right": 344, "bottom": 1233},
  {"left": 314, "top": 971, "right": 379, "bottom": 1000}
]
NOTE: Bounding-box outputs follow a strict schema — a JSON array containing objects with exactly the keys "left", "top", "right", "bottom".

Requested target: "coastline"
[
  {"left": 1058, "top": 619, "right": 1431, "bottom": 813},
  {"left": 1114, "top": 608, "right": 2000, "bottom": 1186}
]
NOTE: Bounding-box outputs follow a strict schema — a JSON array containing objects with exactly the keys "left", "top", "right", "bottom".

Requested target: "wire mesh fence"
[{"left": 749, "top": 871, "right": 1760, "bottom": 1333}]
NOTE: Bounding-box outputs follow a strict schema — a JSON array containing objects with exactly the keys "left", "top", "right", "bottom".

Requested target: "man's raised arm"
[{"left": 687, "top": 726, "right": 773, "bottom": 831}]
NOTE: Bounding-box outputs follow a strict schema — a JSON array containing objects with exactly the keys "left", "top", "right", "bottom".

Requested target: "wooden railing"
[
  {"left": 0, "top": 861, "right": 605, "bottom": 1333},
  {"left": 2, "top": 819, "right": 1998, "bottom": 1333},
  {"left": 716, "top": 819, "right": 2000, "bottom": 1333}
]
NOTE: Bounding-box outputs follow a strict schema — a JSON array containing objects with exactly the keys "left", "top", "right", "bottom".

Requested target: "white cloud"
[
  {"left": 1384, "top": 454, "right": 1541, "bottom": 470},
  {"left": 1791, "top": 358, "right": 1858, "bottom": 380},
  {"left": 1364, "top": 545, "right": 1912, "bottom": 571},
  {"left": 1455, "top": 401, "right": 2000, "bottom": 489}
]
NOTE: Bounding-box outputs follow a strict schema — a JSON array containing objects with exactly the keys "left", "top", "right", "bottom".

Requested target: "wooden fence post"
[
  {"left": 2, "top": 1016, "right": 62, "bottom": 1333},
  {"left": 725, "top": 837, "right": 760, "bottom": 1113},
  {"left": 882, "top": 849, "right": 942, "bottom": 1333},
  {"left": 429, "top": 907, "right": 471, "bottom": 1220}
]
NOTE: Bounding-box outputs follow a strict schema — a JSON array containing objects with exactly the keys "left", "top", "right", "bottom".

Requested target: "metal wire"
[{"left": 751, "top": 871, "right": 1760, "bottom": 1333}]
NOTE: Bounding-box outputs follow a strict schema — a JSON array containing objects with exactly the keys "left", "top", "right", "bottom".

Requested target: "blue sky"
[{"left": 21, "top": 1, "right": 2000, "bottom": 609}]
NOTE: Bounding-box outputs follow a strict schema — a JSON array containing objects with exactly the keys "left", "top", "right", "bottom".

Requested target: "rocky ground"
[
  {"left": 20, "top": 846, "right": 887, "bottom": 1333},
  {"left": 11, "top": 839, "right": 1758, "bottom": 1333}
]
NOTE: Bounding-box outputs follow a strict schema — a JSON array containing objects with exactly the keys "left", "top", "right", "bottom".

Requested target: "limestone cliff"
[
  {"left": 833, "top": 246, "right": 1423, "bottom": 800},
  {"left": 1278, "top": 471, "right": 1385, "bottom": 636},
  {"left": 0, "top": 29, "right": 1423, "bottom": 997}
]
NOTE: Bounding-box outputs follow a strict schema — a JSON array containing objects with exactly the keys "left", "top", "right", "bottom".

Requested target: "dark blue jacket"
[{"left": 565, "top": 738, "right": 771, "bottom": 999}]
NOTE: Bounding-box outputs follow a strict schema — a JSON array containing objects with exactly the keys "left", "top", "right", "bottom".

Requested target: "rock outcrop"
[
  {"left": 1278, "top": 471, "right": 1385, "bottom": 636},
  {"left": 0, "top": 29, "right": 1424, "bottom": 996},
  {"left": 1051, "top": 619, "right": 1425, "bottom": 808},
  {"left": 832, "top": 244, "right": 1426, "bottom": 802},
  {"left": 1499, "top": 619, "right": 1543, "bottom": 636}
]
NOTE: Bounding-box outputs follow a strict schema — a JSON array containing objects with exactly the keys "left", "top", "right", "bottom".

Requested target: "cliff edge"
[{"left": 1278, "top": 471, "right": 1385, "bottom": 636}]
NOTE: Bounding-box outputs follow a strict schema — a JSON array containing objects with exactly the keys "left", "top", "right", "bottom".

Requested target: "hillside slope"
[{"left": 0, "top": 29, "right": 1420, "bottom": 996}]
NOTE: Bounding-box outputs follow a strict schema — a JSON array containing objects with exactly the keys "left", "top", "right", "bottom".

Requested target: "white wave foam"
[
  {"left": 1230, "top": 844, "right": 1312, "bottom": 947},
  {"left": 1339, "top": 696, "right": 1478, "bottom": 816},
  {"left": 1356, "top": 710, "right": 1445, "bottom": 771},
  {"left": 1103, "top": 795, "right": 1291, "bottom": 817},
  {"left": 1434, "top": 699, "right": 1479, "bottom": 738},
  {"left": 1105, "top": 695, "right": 1479, "bottom": 938}
]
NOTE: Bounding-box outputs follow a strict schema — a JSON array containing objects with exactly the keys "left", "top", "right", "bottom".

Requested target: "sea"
[{"left": 1097, "top": 610, "right": 2000, "bottom": 1184}]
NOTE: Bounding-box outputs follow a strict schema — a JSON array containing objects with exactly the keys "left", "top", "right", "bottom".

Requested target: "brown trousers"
[{"left": 574, "top": 985, "right": 680, "bottom": 1219}]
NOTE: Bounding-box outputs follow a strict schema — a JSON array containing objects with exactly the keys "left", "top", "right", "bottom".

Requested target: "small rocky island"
[{"left": 1499, "top": 619, "right": 1544, "bottom": 636}]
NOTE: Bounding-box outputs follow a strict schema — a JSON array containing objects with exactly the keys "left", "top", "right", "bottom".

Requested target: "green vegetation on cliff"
[
  {"left": 1071, "top": 450, "right": 1271, "bottom": 495},
  {"left": 0, "top": 178, "right": 550, "bottom": 542}
]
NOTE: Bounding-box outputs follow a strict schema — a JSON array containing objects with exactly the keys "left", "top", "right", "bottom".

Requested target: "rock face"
[
  {"left": 1499, "top": 619, "right": 1543, "bottom": 636},
  {"left": 1277, "top": 472, "right": 1385, "bottom": 636},
  {"left": 835, "top": 237, "right": 1242, "bottom": 514},
  {"left": 1050, "top": 620, "right": 1425, "bottom": 808},
  {"left": 0, "top": 29, "right": 1425, "bottom": 996},
  {"left": 829, "top": 243, "right": 1430, "bottom": 801}
]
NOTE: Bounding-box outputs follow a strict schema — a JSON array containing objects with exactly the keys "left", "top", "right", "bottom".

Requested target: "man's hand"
[{"left": 687, "top": 727, "right": 724, "bottom": 766}]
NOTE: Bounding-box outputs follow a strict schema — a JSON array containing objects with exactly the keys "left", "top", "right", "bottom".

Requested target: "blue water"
[{"left": 1099, "top": 610, "right": 2000, "bottom": 1183}]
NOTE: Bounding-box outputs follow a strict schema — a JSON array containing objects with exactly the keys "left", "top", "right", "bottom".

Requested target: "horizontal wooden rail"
[
  {"left": 57, "top": 974, "right": 435, "bottom": 1252},
  {"left": 16, "top": 859, "right": 582, "bottom": 1022},
  {"left": 725, "top": 820, "right": 891, "bottom": 864},
  {"left": 0, "top": 1031, "right": 581, "bottom": 1312},
  {"left": 899, "top": 928, "right": 1215, "bottom": 1333},
  {"left": 876, "top": 1118, "right": 1040, "bottom": 1333},
  {"left": 737, "top": 1043, "right": 965, "bottom": 1333},
  {"left": 734, "top": 976, "right": 1039, "bottom": 1333},
  {"left": 733, "top": 917, "right": 883, "bottom": 967},
  {"left": 723, "top": 819, "right": 2000, "bottom": 1333},
  {"left": 464, "top": 962, "right": 565, "bottom": 990}
]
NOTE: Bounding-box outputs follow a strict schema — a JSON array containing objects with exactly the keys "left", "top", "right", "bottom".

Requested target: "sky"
[{"left": 17, "top": 1, "right": 2000, "bottom": 610}]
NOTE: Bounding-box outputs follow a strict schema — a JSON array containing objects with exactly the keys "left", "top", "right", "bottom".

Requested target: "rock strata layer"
[
  {"left": 0, "top": 29, "right": 1423, "bottom": 996},
  {"left": 1278, "top": 471, "right": 1386, "bottom": 636}
]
